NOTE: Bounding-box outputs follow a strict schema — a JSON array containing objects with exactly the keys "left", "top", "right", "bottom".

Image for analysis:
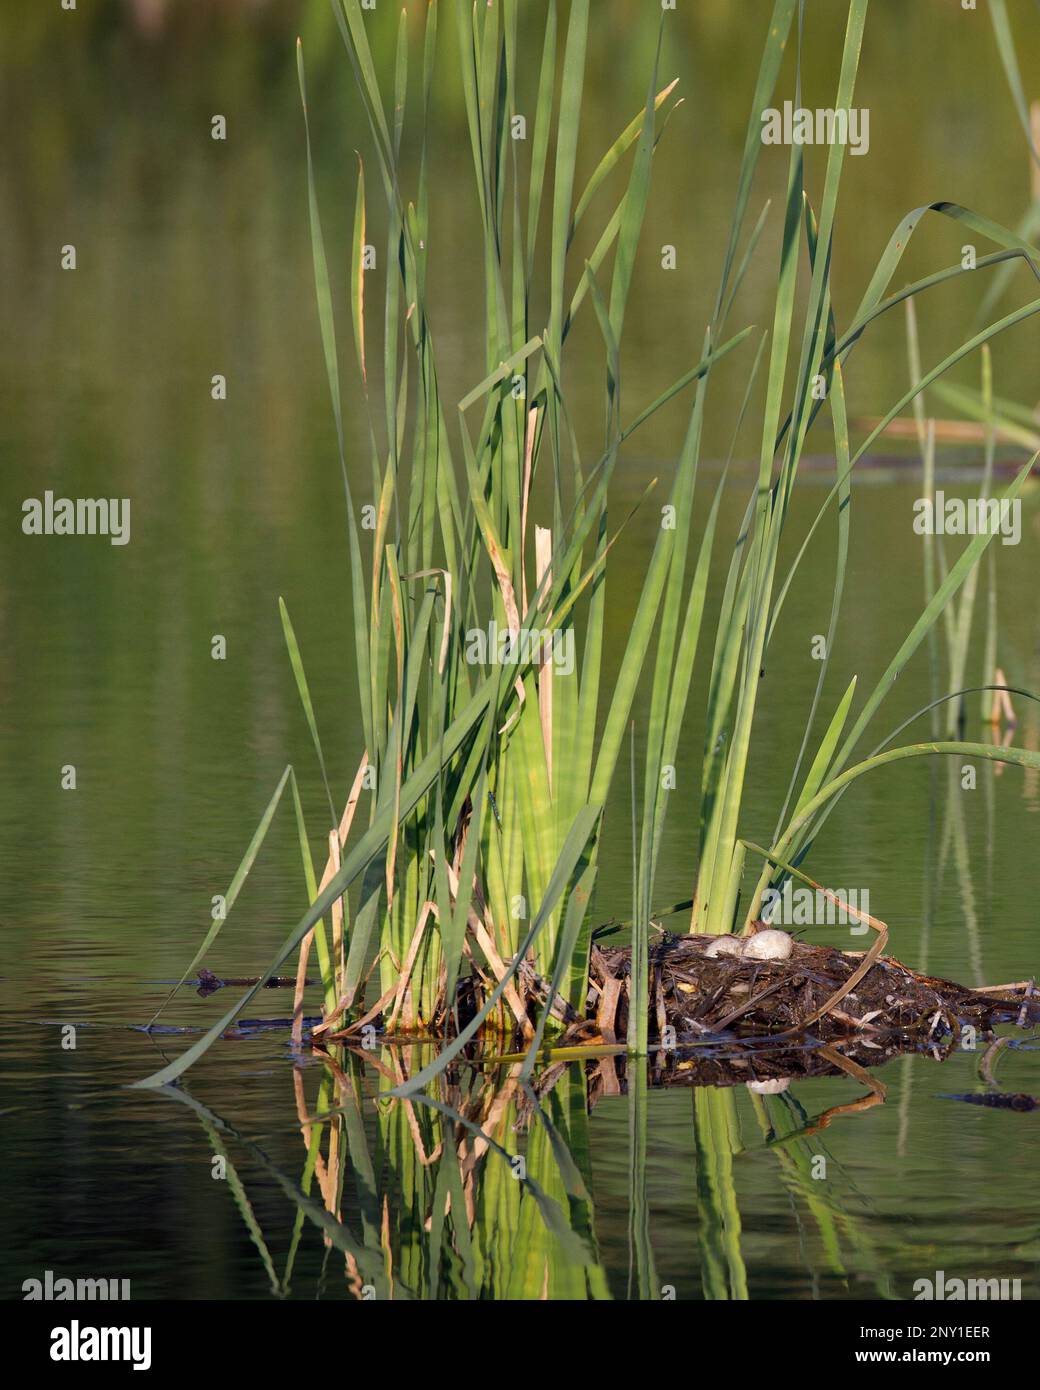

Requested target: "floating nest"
[
  {"left": 576, "top": 931, "right": 1038, "bottom": 1047},
  {"left": 309, "top": 922, "right": 1036, "bottom": 1073}
]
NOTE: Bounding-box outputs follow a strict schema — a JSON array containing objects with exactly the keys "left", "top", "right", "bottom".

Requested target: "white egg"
[
  {"left": 703, "top": 934, "right": 743, "bottom": 958},
  {"left": 742, "top": 928, "right": 793, "bottom": 961}
]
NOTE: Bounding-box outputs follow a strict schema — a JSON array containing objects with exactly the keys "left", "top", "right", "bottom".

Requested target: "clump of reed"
[{"left": 140, "top": 0, "right": 1040, "bottom": 1093}]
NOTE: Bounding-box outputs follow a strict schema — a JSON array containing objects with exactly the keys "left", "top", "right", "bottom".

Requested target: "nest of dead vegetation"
[{"left": 578, "top": 931, "right": 1038, "bottom": 1046}]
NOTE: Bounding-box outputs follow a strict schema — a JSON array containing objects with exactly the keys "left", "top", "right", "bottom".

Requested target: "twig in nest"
[{"left": 739, "top": 840, "right": 889, "bottom": 1039}]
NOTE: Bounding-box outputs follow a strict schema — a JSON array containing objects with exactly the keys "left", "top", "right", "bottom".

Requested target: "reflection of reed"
[
  {"left": 289, "top": 1045, "right": 610, "bottom": 1299},
  {"left": 160, "top": 1080, "right": 397, "bottom": 1298},
  {"left": 627, "top": 1065, "right": 657, "bottom": 1300},
  {"left": 939, "top": 758, "right": 985, "bottom": 989},
  {"left": 693, "top": 1088, "right": 747, "bottom": 1301},
  {"left": 165, "top": 1037, "right": 911, "bottom": 1301},
  {"left": 596, "top": 1045, "right": 890, "bottom": 1299},
  {"left": 749, "top": 1064, "right": 896, "bottom": 1300}
]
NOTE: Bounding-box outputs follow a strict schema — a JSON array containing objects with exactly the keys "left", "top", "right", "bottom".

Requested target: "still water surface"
[{"left": 2, "top": 0, "right": 1040, "bottom": 1300}]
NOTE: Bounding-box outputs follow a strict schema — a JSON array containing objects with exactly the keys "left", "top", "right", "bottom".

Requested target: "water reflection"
[
  {"left": 149, "top": 1020, "right": 1037, "bottom": 1303},
  {"left": 165, "top": 1048, "right": 612, "bottom": 1299}
]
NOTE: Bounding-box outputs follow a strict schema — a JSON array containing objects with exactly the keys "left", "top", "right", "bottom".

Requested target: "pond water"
[{"left": 2, "top": 0, "right": 1040, "bottom": 1301}]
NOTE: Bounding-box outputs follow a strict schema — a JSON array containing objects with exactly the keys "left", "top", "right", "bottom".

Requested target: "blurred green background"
[{"left": 2, "top": 0, "right": 1040, "bottom": 1301}]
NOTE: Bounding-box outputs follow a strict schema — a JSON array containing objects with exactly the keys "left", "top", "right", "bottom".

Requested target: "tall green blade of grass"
[
  {"left": 697, "top": 137, "right": 806, "bottom": 933},
  {"left": 548, "top": 0, "right": 588, "bottom": 354},
  {"left": 989, "top": 0, "right": 1040, "bottom": 170},
  {"left": 770, "top": 196, "right": 849, "bottom": 822},
  {"left": 829, "top": 457, "right": 1034, "bottom": 774},
  {"left": 288, "top": 769, "right": 336, "bottom": 1015},
  {"left": 712, "top": 0, "right": 797, "bottom": 322},
  {"left": 279, "top": 597, "right": 337, "bottom": 825},
  {"left": 297, "top": 39, "right": 374, "bottom": 757},
  {"left": 757, "top": 456, "right": 1037, "bottom": 900},
  {"left": 146, "top": 764, "right": 294, "bottom": 1027},
  {"left": 769, "top": 739, "right": 1040, "bottom": 887},
  {"left": 978, "top": 348, "right": 999, "bottom": 724},
  {"left": 943, "top": 348, "right": 995, "bottom": 736},
  {"left": 705, "top": 0, "right": 870, "bottom": 937}
]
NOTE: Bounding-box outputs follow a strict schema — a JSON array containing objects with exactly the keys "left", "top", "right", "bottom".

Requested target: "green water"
[{"left": 2, "top": 0, "right": 1040, "bottom": 1300}]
